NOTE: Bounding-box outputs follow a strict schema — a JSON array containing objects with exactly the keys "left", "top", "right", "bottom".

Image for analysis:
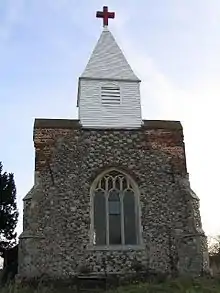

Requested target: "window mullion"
[
  {"left": 136, "top": 196, "right": 141, "bottom": 245},
  {"left": 121, "top": 192, "right": 125, "bottom": 245},
  {"left": 135, "top": 196, "right": 139, "bottom": 245},
  {"left": 106, "top": 190, "right": 109, "bottom": 245}
]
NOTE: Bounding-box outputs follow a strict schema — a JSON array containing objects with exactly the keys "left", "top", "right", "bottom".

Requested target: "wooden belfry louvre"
[
  {"left": 101, "top": 86, "right": 121, "bottom": 106},
  {"left": 92, "top": 170, "right": 139, "bottom": 246}
]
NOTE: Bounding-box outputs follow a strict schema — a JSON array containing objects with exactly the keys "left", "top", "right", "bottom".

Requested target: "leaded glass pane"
[
  {"left": 108, "top": 189, "right": 121, "bottom": 244},
  {"left": 123, "top": 190, "right": 137, "bottom": 245},
  {"left": 109, "top": 214, "right": 121, "bottom": 244},
  {"left": 109, "top": 201, "right": 120, "bottom": 215},
  {"left": 94, "top": 190, "right": 106, "bottom": 245},
  {"left": 101, "top": 178, "right": 106, "bottom": 190},
  {"left": 109, "top": 189, "right": 120, "bottom": 201},
  {"left": 123, "top": 177, "right": 128, "bottom": 190},
  {"left": 107, "top": 177, "right": 113, "bottom": 190},
  {"left": 115, "top": 177, "right": 121, "bottom": 190}
]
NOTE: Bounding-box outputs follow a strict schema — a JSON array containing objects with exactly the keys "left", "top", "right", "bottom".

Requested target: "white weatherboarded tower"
[{"left": 77, "top": 7, "right": 142, "bottom": 129}]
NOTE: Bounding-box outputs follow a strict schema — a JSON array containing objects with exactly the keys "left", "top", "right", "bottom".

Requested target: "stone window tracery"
[{"left": 91, "top": 169, "right": 141, "bottom": 246}]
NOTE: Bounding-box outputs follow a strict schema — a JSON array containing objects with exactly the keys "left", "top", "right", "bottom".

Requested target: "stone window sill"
[{"left": 87, "top": 244, "right": 145, "bottom": 251}]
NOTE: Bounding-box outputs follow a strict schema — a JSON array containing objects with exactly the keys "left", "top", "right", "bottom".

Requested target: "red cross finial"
[{"left": 96, "top": 6, "right": 115, "bottom": 27}]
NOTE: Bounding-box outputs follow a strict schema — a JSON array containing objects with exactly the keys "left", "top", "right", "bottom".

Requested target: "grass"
[
  {"left": 1, "top": 277, "right": 220, "bottom": 293},
  {"left": 108, "top": 278, "right": 220, "bottom": 293}
]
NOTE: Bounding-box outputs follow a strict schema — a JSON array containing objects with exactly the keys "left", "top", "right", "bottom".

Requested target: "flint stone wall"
[{"left": 18, "top": 119, "right": 209, "bottom": 279}]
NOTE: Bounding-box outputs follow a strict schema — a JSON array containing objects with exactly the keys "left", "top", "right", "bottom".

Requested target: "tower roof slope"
[{"left": 81, "top": 27, "right": 140, "bottom": 81}]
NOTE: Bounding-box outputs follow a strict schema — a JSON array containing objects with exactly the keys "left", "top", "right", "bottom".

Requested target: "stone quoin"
[{"left": 18, "top": 6, "right": 209, "bottom": 280}]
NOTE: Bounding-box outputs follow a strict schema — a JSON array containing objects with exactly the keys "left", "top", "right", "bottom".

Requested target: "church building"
[{"left": 18, "top": 7, "right": 209, "bottom": 279}]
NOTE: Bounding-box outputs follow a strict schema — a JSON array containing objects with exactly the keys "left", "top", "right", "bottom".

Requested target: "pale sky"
[{"left": 0, "top": 0, "right": 220, "bottom": 238}]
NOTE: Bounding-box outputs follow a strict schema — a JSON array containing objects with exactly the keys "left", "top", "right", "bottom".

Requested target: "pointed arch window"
[{"left": 92, "top": 170, "right": 141, "bottom": 246}]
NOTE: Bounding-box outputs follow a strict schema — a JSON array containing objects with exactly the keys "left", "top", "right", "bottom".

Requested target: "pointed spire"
[{"left": 80, "top": 27, "right": 140, "bottom": 81}]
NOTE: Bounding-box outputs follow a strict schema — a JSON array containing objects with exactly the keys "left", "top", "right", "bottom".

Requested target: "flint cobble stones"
[{"left": 18, "top": 119, "right": 209, "bottom": 280}]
